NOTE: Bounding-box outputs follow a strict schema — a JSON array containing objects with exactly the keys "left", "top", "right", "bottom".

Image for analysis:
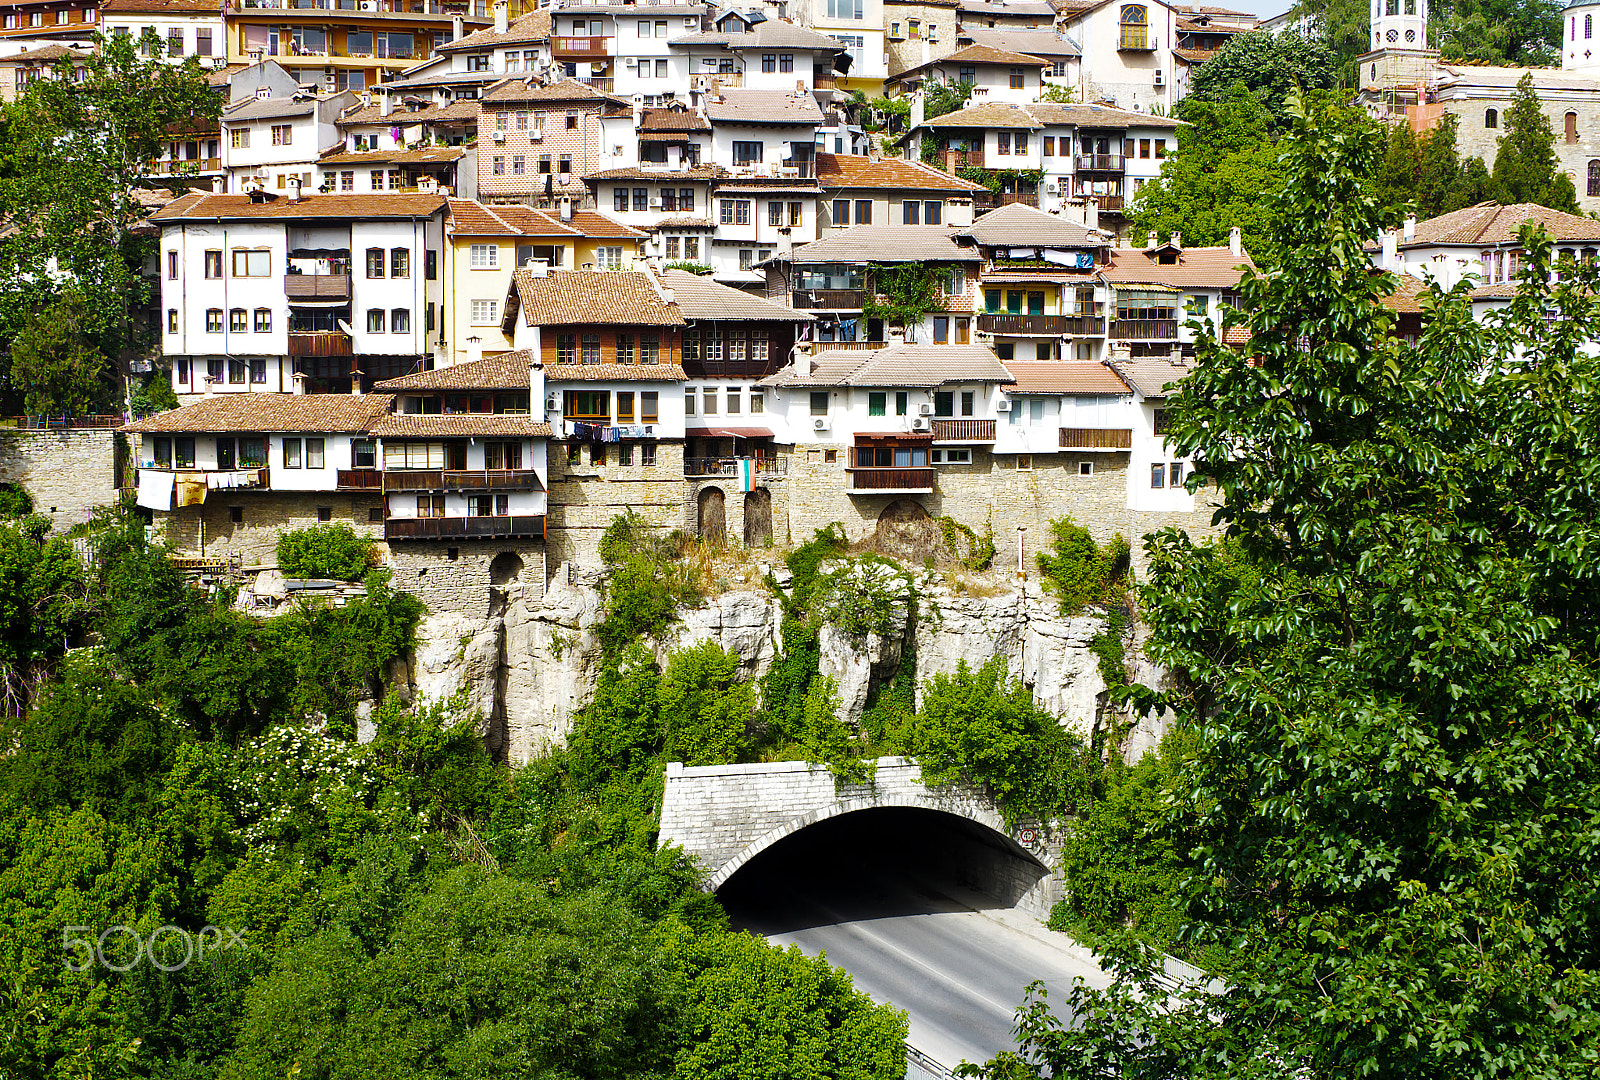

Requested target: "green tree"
[
  {"left": 964, "top": 89, "right": 1600, "bottom": 1080},
  {"left": 1293, "top": 0, "right": 1372, "bottom": 79},
  {"left": 1373, "top": 113, "right": 1489, "bottom": 218},
  {"left": 7, "top": 294, "right": 109, "bottom": 417},
  {"left": 1182, "top": 31, "right": 1339, "bottom": 126},
  {"left": 1488, "top": 71, "right": 1579, "bottom": 211},
  {"left": 274, "top": 522, "right": 375, "bottom": 580},
  {"left": 923, "top": 78, "right": 973, "bottom": 121},
  {"left": 658, "top": 641, "right": 756, "bottom": 766},
  {"left": 1432, "top": 0, "right": 1560, "bottom": 66}
]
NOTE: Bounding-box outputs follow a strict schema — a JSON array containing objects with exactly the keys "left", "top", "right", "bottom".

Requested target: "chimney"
[
  {"left": 1403, "top": 215, "right": 1416, "bottom": 241},
  {"left": 1381, "top": 227, "right": 1398, "bottom": 271},
  {"left": 560, "top": 195, "right": 573, "bottom": 222},
  {"left": 291, "top": 371, "right": 309, "bottom": 395},
  {"left": 381, "top": 88, "right": 394, "bottom": 116},
  {"left": 360, "top": 90, "right": 371, "bottom": 109},
  {"left": 1171, "top": 231, "right": 1181, "bottom": 251},
  {"left": 1085, "top": 201, "right": 1098, "bottom": 232},
  {"left": 288, "top": 176, "right": 301, "bottom": 201},
  {"left": 1145, "top": 231, "right": 1157, "bottom": 250},
  {"left": 203, "top": 375, "right": 216, "bottom": 396},
  {"left": 211, "top": 176, "right": 223, "bottom": 194},
  {"left": 349, "top": 365, "right": 363, "bottom": 396},
  {"left": 451, "top": 14, "right": 463, "bottom": 41},
  {"left": 1228, "top": 226, "right": 1242, "bottom": 257},
  {"left": 493, "top": 0, "right": 508, "bottom": 34}
]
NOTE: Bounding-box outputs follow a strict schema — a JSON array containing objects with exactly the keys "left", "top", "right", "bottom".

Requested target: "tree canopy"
[
  {"left": 1487, "top": 71, "right": 1579, "bottom": 212},
  {"left": 1181, "top": 31, "right": 1340, "bottom": 125}
]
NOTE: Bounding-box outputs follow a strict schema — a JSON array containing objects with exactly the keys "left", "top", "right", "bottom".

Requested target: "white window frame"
[{"left": 469, "top": 244, "right": 499, "bottom": 268}]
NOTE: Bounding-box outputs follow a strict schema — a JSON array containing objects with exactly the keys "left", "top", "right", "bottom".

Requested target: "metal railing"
[
  {"left": 1075, "top": 153, "right": 1125, "bottom": 171},
  {"left": 5, "top": 414, "right": 124, "bottom": 430}
]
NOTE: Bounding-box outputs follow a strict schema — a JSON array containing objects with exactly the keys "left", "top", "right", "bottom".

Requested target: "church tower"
[
  {"left": 1563, "top": 0, "right": 1600, "bottom": 71},
  {"left": 1371, "top": 0, "right": 1429, "bottom": 52}
]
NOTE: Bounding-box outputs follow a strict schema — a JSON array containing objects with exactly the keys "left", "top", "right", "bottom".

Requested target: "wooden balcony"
[
  {"left": 288, "top": 330, "right": 352, "bottom": 357},
  {"left": 386, "top": 515, "right": 546, "bottom": 541},
  {"left": 806, "top": 341, "right": 888, "bottom": 351},
  {"left": 147, "top": 156, "right": 221, "bottom": 175},
  {"left": 1060, "top": 427, "right": 1133, "bottom": 450},
  {"left": 979, "top": 313, "right": 1071, "bottom": 335},
  {"left": 579, "top": 77, "right": 614, "bottom": 93},
  {"left": 382, "top": 469, "right": 544, "bottom": 491},
  {"left": 337, "top": 468, "right": 382, "bottom": 489},
  {"left": 942, "top": 148, "right": 984, "bottom": 172},
  {"left": 285, "top": 273, "right": 351, "bottom": 300},
  {"left": 847, "top": 467, "right": 935, "bottom": 493},
  {"left": 552, "top": 35, "right": 611, "bottom": 60},
  {"left": 685, "top": 456, "right": 786, "bottom": 477},
  {"left": 1090, "top": 195, "right": 1125, "bottom": 212},
  {"left": 931, "top": 419, "right": 996, "bottom": 443},
  {"left": 793, "top": 289, "right": 864, "bottom": 309},
  {"left": 1075, "top": 154, "right": 1125, "bottom": 172},
  {"left": 1108, "top": 319, "right": 1178, "bottom": 340},
  {"left": 977, "top": 192, "right": 1040, "bottom": 209}
]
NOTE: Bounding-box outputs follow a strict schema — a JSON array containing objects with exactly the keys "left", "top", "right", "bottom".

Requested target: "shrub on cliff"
[
  {"left": 275, "top": 523, "right": 374, "bottom": 581},
  {"left": 1036, "top": 516, "right": 1129, "bottom": 614}
]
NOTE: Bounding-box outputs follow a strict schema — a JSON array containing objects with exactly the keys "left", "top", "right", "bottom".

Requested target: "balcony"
[
  {"left": 974, "top": 192, "right": 1040, "bottom": 210},
  {"left": 285, "top": 273, "right": 351, "bottom": 300},
  {"left": 942, "top": 148, "right": 984, "bottom": 172},
  {"left": 1108, "top": 319, "right": 1178, "bottom": 340},
  {"left": 382, "top": 469, "right": 544, "bottom": 491},
  {"left": 813, "top": 75, "right": 836, "bottom": 91},
  {"left": 288, "top": 330, "right": 352, "bottom": 357},
  {"left": 979, "top": 313, "right": 1073, "bottom": 336},
  {"left": 691, "top": 72, "right": 744, "bottom": 91},
  {"left": 684, "top": 456, "right": 787, "bottom": 477},
  {"left": 1118, "top": 32, "right": 1154, "bottom": 52},
  {"left": 848, "top": 467, "right": 935, "bottom": 493},
  {"left": 386, "top": 515, "right": 546, "bottom": 541},
  {"left": 337, "top": 468, "right": 382, "bottom": 489},
  {"left": 793, "top": 289, "right": 864, "bottom": 309},
  {"left": 1075, "top": 154, "right": 1125, "bottom": 172},
  {"left": 552, "top": 35, "right": 611, "bottom": 60},
  {"left": 579, "top": 77, "right": 615, "bottom": 93},
  {"left": 1059, "top": 427, "right": 1133, "bottom": 450},
  {"left": 147, "top": 156, "right": 221, "bottom": 175},
  {"left": 138, "top": 466, "right": 269, "bottom": 489},
  {"left": 930, "top": 419, "right": 996, "bottom": 443},
  {"left": 780, "top": 157, "right": 815, "bottom": 179},
  {"left": 1090, "top": 195, "right": 1125, "bottom": 212}
]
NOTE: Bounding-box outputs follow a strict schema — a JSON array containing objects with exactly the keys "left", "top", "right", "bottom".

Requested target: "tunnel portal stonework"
[{"left": 658, "top": 757, "right": 1065, "bottom": 919}]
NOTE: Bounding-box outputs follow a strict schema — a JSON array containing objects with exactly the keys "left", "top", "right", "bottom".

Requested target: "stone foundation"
[
  {"left": 0, "top": 428, "right": 120, "bottom": 529},
  {"left": 545, "top": 439, "right": 690, "bottom": 566},
  {"left": 157, "top": 491, "right": 384, "bottom": 564}
]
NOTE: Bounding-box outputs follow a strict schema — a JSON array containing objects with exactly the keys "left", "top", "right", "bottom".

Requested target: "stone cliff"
[{"left": 402, "top": 563, "right": 1167, "bottom": 765}]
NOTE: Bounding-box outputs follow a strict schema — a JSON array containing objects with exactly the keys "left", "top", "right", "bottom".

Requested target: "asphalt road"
[{"left": 718, "top": 810, "right": 1113, "bottom": 1072}]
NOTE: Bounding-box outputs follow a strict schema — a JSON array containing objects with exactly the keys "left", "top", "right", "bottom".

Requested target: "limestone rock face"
[
  {"left": 497, "top": 572, "right": 607, "bottom": 764},
  {"left": 657, "top": 591, "right": 784, "bottom": 679},
  {"left": 412, "top": 609, "right": 504, "bottom": 749}
]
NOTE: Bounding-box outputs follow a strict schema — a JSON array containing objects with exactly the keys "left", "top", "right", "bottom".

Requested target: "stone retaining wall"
[{"left": 0, "top": 428, "right": 120, "bottom": 528}]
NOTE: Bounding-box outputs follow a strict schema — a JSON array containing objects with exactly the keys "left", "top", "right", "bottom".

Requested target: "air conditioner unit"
[
  {"left": 546, "top": 394, "right": 560, "bottom": 411},
  {"left": 1044, "top": 182, "right": 1058, "bottom": 193},
  {"left": 995, "top": 398, "right": 1012, "bottom": 411},
  {"left": 1153, "top": 69, "right": 1165, "bottom": 86},
  {"left": 911, "top": 417, "right": 930, "bottom": 431},
  {"left": 684, "top": 16, "right": 697, "bottom": 26},
  {"left": 649, "top": 198, "right": 662, "bottom": 208},
  {"left": 917, "top": 402, "right": 932, "bottom": 415},
  {"left": 360, "top": 0, "right": 377, "bottom": 9},
  {"left": 492, "top": 129, "right": 505, "bottom": 142},
  {"left": 624, "top": 56, "right": 637, "bottom": 66},
  {"left": 812, "top": 416, "right": 829, "bottom": 431}
]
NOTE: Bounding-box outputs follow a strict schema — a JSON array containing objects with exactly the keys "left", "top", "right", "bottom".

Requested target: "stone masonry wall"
[
  {"left": 388, "top": 540, "right": 548, "bottom": 618},
  {"left": 545, "top": 439, "right": 690, "bottom": 567},
  {"left": 158, "top": 491, "right": 384, "bottom": 565},
  {"left": 0, "top": 429, "right": 119, "bottom": 528}
]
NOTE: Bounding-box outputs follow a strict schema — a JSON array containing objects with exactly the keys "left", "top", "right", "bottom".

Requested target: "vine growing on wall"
[{"left": 862, "top": 263, "right": 946, "bottom": 338}]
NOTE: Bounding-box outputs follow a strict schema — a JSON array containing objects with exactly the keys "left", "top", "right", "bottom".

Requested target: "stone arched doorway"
[
  {"left": 743, "top": 488, "right": 772, "bottom": 547},
  {"left": 489, "top": 551, "right": 524, "bottom": 586},
  {"left": 698, "top": 486, "right": 726, "bottom": 543},
  {"left": 873, "top": 498, "right": 939, "bottom": 563}
]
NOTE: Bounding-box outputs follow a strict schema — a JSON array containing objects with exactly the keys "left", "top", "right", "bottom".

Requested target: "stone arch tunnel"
[{"left": 657, "top": 758, "right": 1063, "bottom": 920}]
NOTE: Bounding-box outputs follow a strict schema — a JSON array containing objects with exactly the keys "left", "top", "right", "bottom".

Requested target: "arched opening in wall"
[
  {"left": 1588, "top": 159, "right": 1600, "bottom": 196},
  {"left": 1485, "top": 108, "right": 1499, "bottom": 129},
  {"left": 871, "top": 498, "right": 940, "bottom": 564},
  {"left": 489, "top": 551, "right": 524, "bottom": 586},
  {"left": 697, "top": 486, "right": 726, "bottom": 543},
  {"left": 1567, "top": 111, "right": 1581, "bottom": 145},
  {"left": 742, "top": 488, "right": 772, "bottom": 547},
  {"left": 716, "top": 806, "right": 1050, "bottom": 933}
]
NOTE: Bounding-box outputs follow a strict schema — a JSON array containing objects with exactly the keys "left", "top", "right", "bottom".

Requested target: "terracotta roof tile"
[
  {"left": 1003, "top": 361, "right": 1130, "bottom": 395},
  {"left": 545, "top": 363, "right": 687, "bottom": 381},
  {"left": 318, "top": 146, "right": 465, "bottom": 167},
  {"left": 815, "top": 152, "right": 987, "bottom": 192},
  {"left": 664, "top": 269, "right": 813, "bottom": 320},
  {"left": 584, "top": 164, "right": 728, "bottom": 181},
  {"left": 959, "top": 28, "right": 1082, "bottom": 58},
  {"left": 765, "top": 345, "right": 1012, "bottom": 388},
  {"left": 959, "top": 202, "right": 1110, "bottom": 246},
  {"left": 101, "top": 0, "right": 221, "bottom": 12},
  {"left": 0, "top": 44, "right": 82, "bottom": 63},
  {"left": 1107, "top": 356, "right": 1191, "bottom": 399},
  {"left": 1379, "top": 273, "right": 1430, "bottom": 314},
  {"left": 152, "top": 192, "right": 445, "bottom": 221},
  {"left": 513, "top": 270, "right": 685, "bottom": 326},
  {"left": 900, "top": 42, "right": 1054, "bottom": 75},
  {"left": 368, "top": 414, "right": 552, "bottom": 437},
  {"left": 437, "top": 9, "right": 550, "bottom": 51},
  {"left": 374, "top": 355, "right": 533, "bottom": 391},
  {"left": 337, "top": 100, "right": 480, "bottom": 125},
  {"left": 1101, "top": 245, "right": 1254, "bottom": 287},
  {"left": 1400, "top": 201, "right": 1600, "bottom": 246},
  {"left": 639, "top": 107, "right": 712, "bottom": 134},
  {"left": 649, "top": 216, "right": 715, "bottom": 229},
  {"left": 704, "top": 89, "right": 824, "bottom": 125},
  {"left": 482, "top": 76, "right": 628, "bottom": 106},
  {"left": 921, "top": 101, "right": 1182, "bottom": 130},
  {"left": 770, "top": 226, "right": 981, "bottom": 264},
  {"left": 123, "top": 393, "right": 395, "bottom": 434}
]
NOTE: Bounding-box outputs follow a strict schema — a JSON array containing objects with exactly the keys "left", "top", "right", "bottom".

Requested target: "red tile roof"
[
  {"left": 1101, "top": 245, "right": 1254, "bottom": 288},
  {"left": 815, "top": 152, "right": 988, "bottom": 192},
  {"left": 545, "top": 363, "right": 687, "bottom": 381},
  {"left": 1400, "top": 201, "right": 1600, "bottom": 246},
  {"left": 1003, "top": 361, "right": 1129, "bottom": 394},
  {"left": 151, "top": 192, "right": 446, "bottom": 221},
  {"left": 513, "top": 270, "right": 685, "bottom": 326},
  {"left": 367, "top": 414, "right": 552, "bottom": 437},
  {"left": 374, "top": 355, "right": 533, "bottom": 391},
  {"left": 124, "top": 393, "right": 395, "bottom": 433}
]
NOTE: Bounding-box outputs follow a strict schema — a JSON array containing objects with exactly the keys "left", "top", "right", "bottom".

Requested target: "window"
[
  {"left": 469, "top": 244, "right": 498, "bottom": 268},
  {"left": 1588, "top": 159, "right": 1600, "bottom": 197},
  {"left": 366, "top": 247, "right": 385, "bottom": 278},
  {"left": 1485, "top": 108, "right": 1498, "bottom": 129},
  {"left": 470, "top": 299, "right": 499, "bottom": 325},
  {"left": 1043, "top": 136, "right": 1055, "bottom": 156},
  {"left": 616, "top": 392, "right": 635, "bottom": 423},
  {"left": 230, "top": 128, "right": 248, "bottom": 149},
  {"left": 1009, "top": 66, "right": 1024, "bottom": 89},
  {"left": 371, "top": 169, "right": 386, "bottom": 190},
  {"left": 997, "top": 132, "right": 1011, "bottom": 155},
  {"left": 540, "top": 154, "right": 551, "bottom": 174},
  {"left": 1155, "top": 139, "right": 1167, "bottom": 158},
  {"left": 254, "top": 308, "right": 271, "bottom": 332},
  {"left": 740, "top": 249, "right": 754, "bottom": 271},
  {"left": 641, "top": 337, "right": 660, "bottom": 363},
  {"left": 512, "top": 155, "right": 525, "bottom": 175},
  {"left": 390, "top": 248, "right": 410, "bottom": 279},
  {"left": 832, "top": 198, "right": 850, "bottom": 225},
  {"left": 615, "top": 188, "right": 629, "bottom": 212},
  {"left": 733, "top": 141, "right": 763, "bottom": 165},
  {"left": 567, "top": 444, "right": 582, "bottom": 467},
  {"left": 769, "top": 201, "right": 783, "bottom": 226},
  {"left": 1120, "top": 5, "right": 1148, "bottom": 49},
  {"left": 868, "top": 391, "right": 886, "bottom": 416},
  {"left": 903, "top": 200, "right": 919, "bottom": 225},
  {"left": 1170, "top": 462, "right": 1184, "bottom": 487},
  {"left": 1016, "top": 132, "right": 1029, "bottom": 154},
  {"left": 598, "top": 246, "right": 623, "bottom": 270},
  {"left": 720, "top": 200, "right": 751, "bottom": 225},
  {"left": 617, "top": 334, "right": 634, "bottom": 364},
  {"left": 559, "top": 154, "right": 572, "bottom": 174},
  {"left": 634, "top": 187, "right": 648, "bottom": 211},
  {"left": 1150, "top": 463, "right": 1165, "bottom": 488},
  {"left": 855, "top": 199, "right": 872, "bottom": 225},
  {"left": 271, "top": 124, "right": 292, "bottom": 146},
  {"left": 763, "top": 53, "right": 776, "bottom": 72},
  {"left": 789, "top": 202, "right": 803, "bottom": 226},
  {"left": 166, "top": 250, "right": 178, "bottom": 279},
  {"left": 232, "top": 250, "right": 269, "bottom": 277},
  {"left": 557, "top": 334, "right": 577, "bottom": 365},
  {"left": 932, "top": 448, "right": 971, "bottom": 464},
  {"left": 685, "top": 236, "right": 700, "bottom": 259},
  {"left": 810, "top": 391, "right": 829, "bottom": 416},
  {"left": 934, "top": 391, "right": 953, "bottom": 417},
  {"left": 781, "top": 54, "right": 794, "bottom": 72},
  {"left": 206, "top": 309, "right": 223, "bottom": 333},
  {"left": 580, "top": 334, "right": 600, "bottom": 364},
  {"left": 1567, "top": 111, "right": 1579, "bottom": 145},
  {"left": 229, "top": 308, "right": 247, "bottom": 332},
  {"left": 204, "top": 250, "right": 222, "bottom": 278},
  {"left": 924, "top": 201, "right": 942, "bottom": 225},
  {"left": 826, "top": 0, "right": 864, "bottom": 17},
  {"left": 228, "top": 358, "right": 246, "bottom": 384},
  {"left": 933, "top": 317, "right": 948, "bottom": 344},
  {"left": 340, "top": 170, "right": 355, "bottom": 191},
  {"left": 1589, "top": 12, "right": 1594, "bottom": 38},
  {"left": 641, "top": 442, "right": 656, "bottom": 466},
  {"left": 283, "top": 438, "right": 302, "bottom": 468},
  {"left": 484, "top": 441, "right": 522, "bottom": 470},
  {"left": 492, "top": 155, "right": 504, "bottom": 176},
  {"left": 642, "top": 391, "right": 659, "bottom": 423},
  {"left": 167, "top": 308, "right": 177, "bottom": 333},
  {"left": 366, "top": 309, "right": 385, "bottom": 333},
  {"left": 391, "top": 309, "right": 410, "bottom": 334},
  {"left": 703, "top": 387, "right": 719, "bottom": 414}
]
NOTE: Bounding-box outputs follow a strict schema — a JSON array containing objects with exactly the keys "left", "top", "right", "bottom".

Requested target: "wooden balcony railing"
[
  {"left": 1090, "top": 194, "right": 1125, "bottom": 212},
  {"left": 381, "top": 469, "right": 544, "bottom": 491},
  {"left": 1075, "top": 154, "right": 1125, "bottom": 172},
  {"left": 684, "top": 456, "right": 786, "bottom": 477},
  {"left": 943, "top": 148, "right": 984, "bottom": 171},
  {"left": 930, "top": 419, "right": 996, "bottom": 443},
  {"left": 579, "top": 77, "right": 614, "bottom": 92},
  {"left": 1108, "top": 319, "right": 1178, "bottom": 340},
  {"left": 337, "top": 468, "right": 382, "bottom": 489},
  {"left": 1060, "top": 427, "right": 1133, "bottom": 450},
  {"left": 552, "top": 35, "right": 611, "bottom": 59},
  {"left": 386, "top": 515, "right": 546, "bottom": 541},
  {"left": 285, "top": 273, "right": 351, "bottom": 300},
  {"left": 793, "top": 289, "right": 864, "bottom": 309},
  {"left": 979, "top": 313, "right": 1072, "bottom": 335},
  {"left": 147, "top": 156, "right": 221, "bottom": 175},
  {"left": 848, "top": 467, "right": 935, "bottom": 492},
  {"left": 288, "top": 330, "right": 352, "bottom": 357}
]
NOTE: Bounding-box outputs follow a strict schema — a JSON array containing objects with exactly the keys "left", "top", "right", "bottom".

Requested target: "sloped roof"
[
  {"left": 318, "top": 146, "right": 465, "bottom": 167},
  {"left": 151, "top": 192, "right": 446, "bottom": 221},
  {"left": 1003, "top": 361, "right": 1130, "bottom": 395},
  {"left": 705, "top": 89, "right": 824, "bottom": 125},
  {"left": 545, "top": 363, "right": 688, "bottom": 381},
  {"left": 894, "top": 42, "right": 1053, "bottom": 82},
  {"left": 960, "top": 28, "right": 1083, "bottom": 57},
  {"left": 1107, "top": 356, "right": 1191, "bottom": 399},
  {"left": 512, "top": 270, "right": 684, "bottom": 326},
  {"left": 815, "top": 152, "right": 987, "bottom": 192},
  {"left": 765, "top": 345, "right": 1013, "bottom": 388},
  {"left": 919, "top": 100, "right": 1182, "bottom": 130},
  {"left": 374, "top": 355, "right": 533, "bottom": 391},
  {"left": 368, "top": 414, "right": 553, "bottom": 438},
  {"left": 959, "top": 0, "right": 1057, "bottom": 15},
  {"left": 1101, "top": 245, "right": 1254, "bottom": 287},
  {"left": 1379, "top": 272, "right": 1430, "bottom": 314},
  {"left": 437, "top": 9, "right": 551, "bottom": 52},
  {"left": 482, "top": 76, "right": 628, "bottom": 106},
  {"left": 102, "top": 0, "right": 220, "bottom": 12},
  {"left": 337, "top": 100, "right": 480, "bottom": 125},
  {"left": 0, "top": 44, "right": 82, "bottom": 63},
  {"left": 770, "top": 226, "right": 980, "bottom": 264},
  {"left": 584, "top": 164, "right": 729, "bottom": 181},
  {"left": 222, "top": 97, "right": 314, "bottom": 122},
  {"left": 1399, "top": 201, "right": 1600, "bottom": 247},
  {"left": 663, "top": 269, "right": 813, "bottom": 321},
  {"left": 959, "top": 202, "right": 1109, "bottom": 246},
  {"left": 639, "top": 107, "right": 712, "bottom": 134},
  {"left": 672, "top": 22, "right": 843, "bottom": 50},
  {"left": 124, "top": 393, "right": 395, "bottom": 434}
]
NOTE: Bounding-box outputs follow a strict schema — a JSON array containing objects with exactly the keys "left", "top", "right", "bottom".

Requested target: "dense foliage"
[
  {"left": 966, "top": 89, "right": 1600, "bottom": 1080},
  {"left": 274, "top": 523, "right": 376, "bottom": 581},
  {"left": 1487, "top": 71, "right": 1579, "bottom": 212},
  {"left": 1371, "top": 113, "right": 1490, "bottom": 220},
  {"left": 1182, "top": 31, "right": 1339, "bottom": 124}
]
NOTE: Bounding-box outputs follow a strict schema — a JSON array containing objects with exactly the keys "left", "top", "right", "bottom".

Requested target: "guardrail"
[{"left": 4, "top": 414, "right": 125, "bottom": 430}]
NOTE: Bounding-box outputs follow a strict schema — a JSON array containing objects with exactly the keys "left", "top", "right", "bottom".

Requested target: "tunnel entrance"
[{"left": 716, "top": 806, "right": 1050, "bottom": 935}]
